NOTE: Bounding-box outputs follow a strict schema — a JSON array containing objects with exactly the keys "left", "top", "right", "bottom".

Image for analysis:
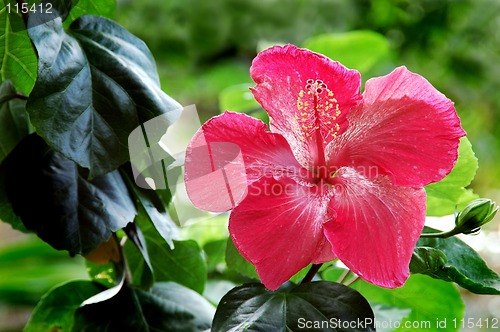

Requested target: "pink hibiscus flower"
[{"left": 185, "top": 44, "right": 465, "bottom": 290}]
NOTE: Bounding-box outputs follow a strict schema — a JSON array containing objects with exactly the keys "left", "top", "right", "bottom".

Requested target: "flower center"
[
  {"left": 295, "top": 79, "right": 341, "bottom": 144},
  {"left": 295, "top": 79, "right": 341, "bottom": 170}
]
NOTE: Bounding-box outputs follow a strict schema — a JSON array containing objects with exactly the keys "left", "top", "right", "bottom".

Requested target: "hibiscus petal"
[
  {"left": 184, "top": 111, "right": 302, "bottom": 212},
  {"left": 229, "top": 177, "right": 335, "bottom": 290},
  {"left": 327, "top": 66, "right": 465, "bottom": 187},
  {"left": 324, "top": 167, "right": 426, "bottom": 288},
  {"left": 250, "top": 44, "right": 362, "bottom": 168}
]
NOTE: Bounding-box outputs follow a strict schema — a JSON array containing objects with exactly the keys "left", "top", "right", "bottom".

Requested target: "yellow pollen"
[{"left": 295, "top": 78, "right": 342, "bottom": 144}]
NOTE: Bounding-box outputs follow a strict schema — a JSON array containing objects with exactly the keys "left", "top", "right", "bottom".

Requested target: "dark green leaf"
[
  {"left": 123, "top": 222, "right": 154, "bottom": 289},
  {"left": 73, "top": 282, "right": 214, "bottom": 332},
  {"left": 121, "top": 166, "right": 177, "bottom": 249},
  {"left": 225, "top": 237, "right": 259, "bottom": 280},
  {"left": 351, "top": 274, "right": 464, "bottom": 332},
  {"left": 0, "top": 3, "right": 37, "bottom": 94},
  {"left": 125, "top": 211, "right": 206, "bottom": 293},
  {"left": 24, "top": 280, "right": 105, "bottom": 332},
  {"left": 411, "top": 227, "right": 500, "bottom": 294},
  {"left": 0, "top": 80, "right": 30, "bottom": 232},
  {"left": 26, "top": 14, "right": 181, "bottom": 177},
  {"left": 212, "top": 281, "right": 375, "bottom": 332},
  {"left": 0, "top": 80, "right": 29, "bottom": 163},
  {"left": 1, "top": 134, "right": 137, "bottom": 255}
]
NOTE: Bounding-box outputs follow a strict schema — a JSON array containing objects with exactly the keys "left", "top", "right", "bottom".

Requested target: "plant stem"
[
  {"left": 301, "top": 264, "right": 322, "bottom": 284},
  {"left": 419, "top": 230, "right": 456, "bottom": 239},
  {"left": 119, "top": 235, "right": 133, "bottom": 285}
]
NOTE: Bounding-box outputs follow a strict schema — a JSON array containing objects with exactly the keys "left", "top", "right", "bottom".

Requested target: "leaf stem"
[
  {"left": 419, "top": 230, "right": 457, "bottom": 239},
  {"left": 301, "top": 264, "right": 322, "bottom": 284}
]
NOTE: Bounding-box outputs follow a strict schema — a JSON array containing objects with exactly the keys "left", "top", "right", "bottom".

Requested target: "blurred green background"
[
  {"left": 1, "top": 0, "right": 500, "bottom": 330},
  {"left": 117, "top": 0, "right": 500, "bottom": 196}
]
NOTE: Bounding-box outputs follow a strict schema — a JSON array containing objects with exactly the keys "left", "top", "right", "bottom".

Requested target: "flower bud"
[{"left": 454, "top": 198, "right": 498, "bottom": 235}]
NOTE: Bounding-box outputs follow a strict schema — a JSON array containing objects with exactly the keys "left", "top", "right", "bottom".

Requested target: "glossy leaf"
[
  {"left": 411, "top": 227, "right": 500, "bottom": 294},
  {"left": 123, "top": 222, "right": 155, "bottom": 290},
  {"left": 26, "top": 14, "right": 181, "bottom": 178},
  {"left": 425, "top": 137, "right": 478, "bottom": 216},
  {"left": 121, "top": 166, "right": 177, "bottom": 249},
  {"left": 351, "top": 274, "right": 464, "bottom": 332},
  {"left": 0, "top": 3, "right": 37, "bottom": 94},
  {"left": 24, "top": 280, "right": 105, "bottom": 332},
  {"left": 0, "top": 80, "right": 30, "bottom": 232},
  {"left": 212, "top": 281, "right": 375, "bottom": 332},
  {"left": 73, "top": 282, "right": 215, "bottom": 332},
  {"left": 125, "top": 211, "right": 207, "bottom": 293},
  {"left": 81, "top": 267, "right": 125, "bottom": 306},
  {"left": 303, "top": 30, "right": 392, "bottom": 75},
  {"left": 1, "top": 134, "right": 137, "bottom": 255}
]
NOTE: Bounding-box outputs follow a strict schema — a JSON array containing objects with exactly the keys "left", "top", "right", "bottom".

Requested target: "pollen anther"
[{"left": 295, "top": 78, "right": 342, "bottom": 145}]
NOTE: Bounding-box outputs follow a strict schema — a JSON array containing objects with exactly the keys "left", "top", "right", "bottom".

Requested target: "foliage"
[{"left": 0, "top": 0, "right": 498, "bottom": 331}]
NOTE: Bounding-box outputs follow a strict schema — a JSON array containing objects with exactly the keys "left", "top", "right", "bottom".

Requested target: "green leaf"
[
  {"left": 125, "top": 212, "right": 207, "bottom": 293},
  {"left": 303, "top": 30, "right": 392, "bottom": 75},
  {"left": 212, "top": 281, "right": 375, "bottom": 331},
  {"left": 0, "top": 80, "right": 29, "bottom": 163},
  {"left": 26, "top": 14, "right": 181, "bottom": 178},
  {"left": 425, "top": 137, "right": 478, "bottom": 216},
  {"left": 121, "top": 166, "right": 177, "bottom": 249},
  {"left": 351, "top": 274, "right": 464, "bottom": 332},
  {"left": 73, "top": 282, "right": 215, "bottom": 331},
  {"left": 204, "top": 238, "right": 227, "bottom": 274},
  {"left": 85, "top": 260, "right": 116, "bottom": 288},
  {"left": 66, "top": 0, "right": 117, "bottom": 24},
  {"left": 0, "top": 3, "right": 37, "bottom": 94},
  {"left": 123, "top": 222, "right": 154, "bottom": 290},
  {"left": 1, "top": 134, "right": 137, "bottom": 255},
  {"left": 0, "top": 176, "right": 25, "bottom": 232},
  {"left": 411, "top": 227, "right": 500, "bottom": 294},
  {"left": 0, "top": 80, "right": 30, "bottom": 232},
  {"left": 370, "top": 304, "right": 411, "bottom": 332},
  {"left": 225, "top": 237, "right": 259, "bottom": 280},
  {"left": 24, "top": 280, "right": 105, "bottom": 332}
]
